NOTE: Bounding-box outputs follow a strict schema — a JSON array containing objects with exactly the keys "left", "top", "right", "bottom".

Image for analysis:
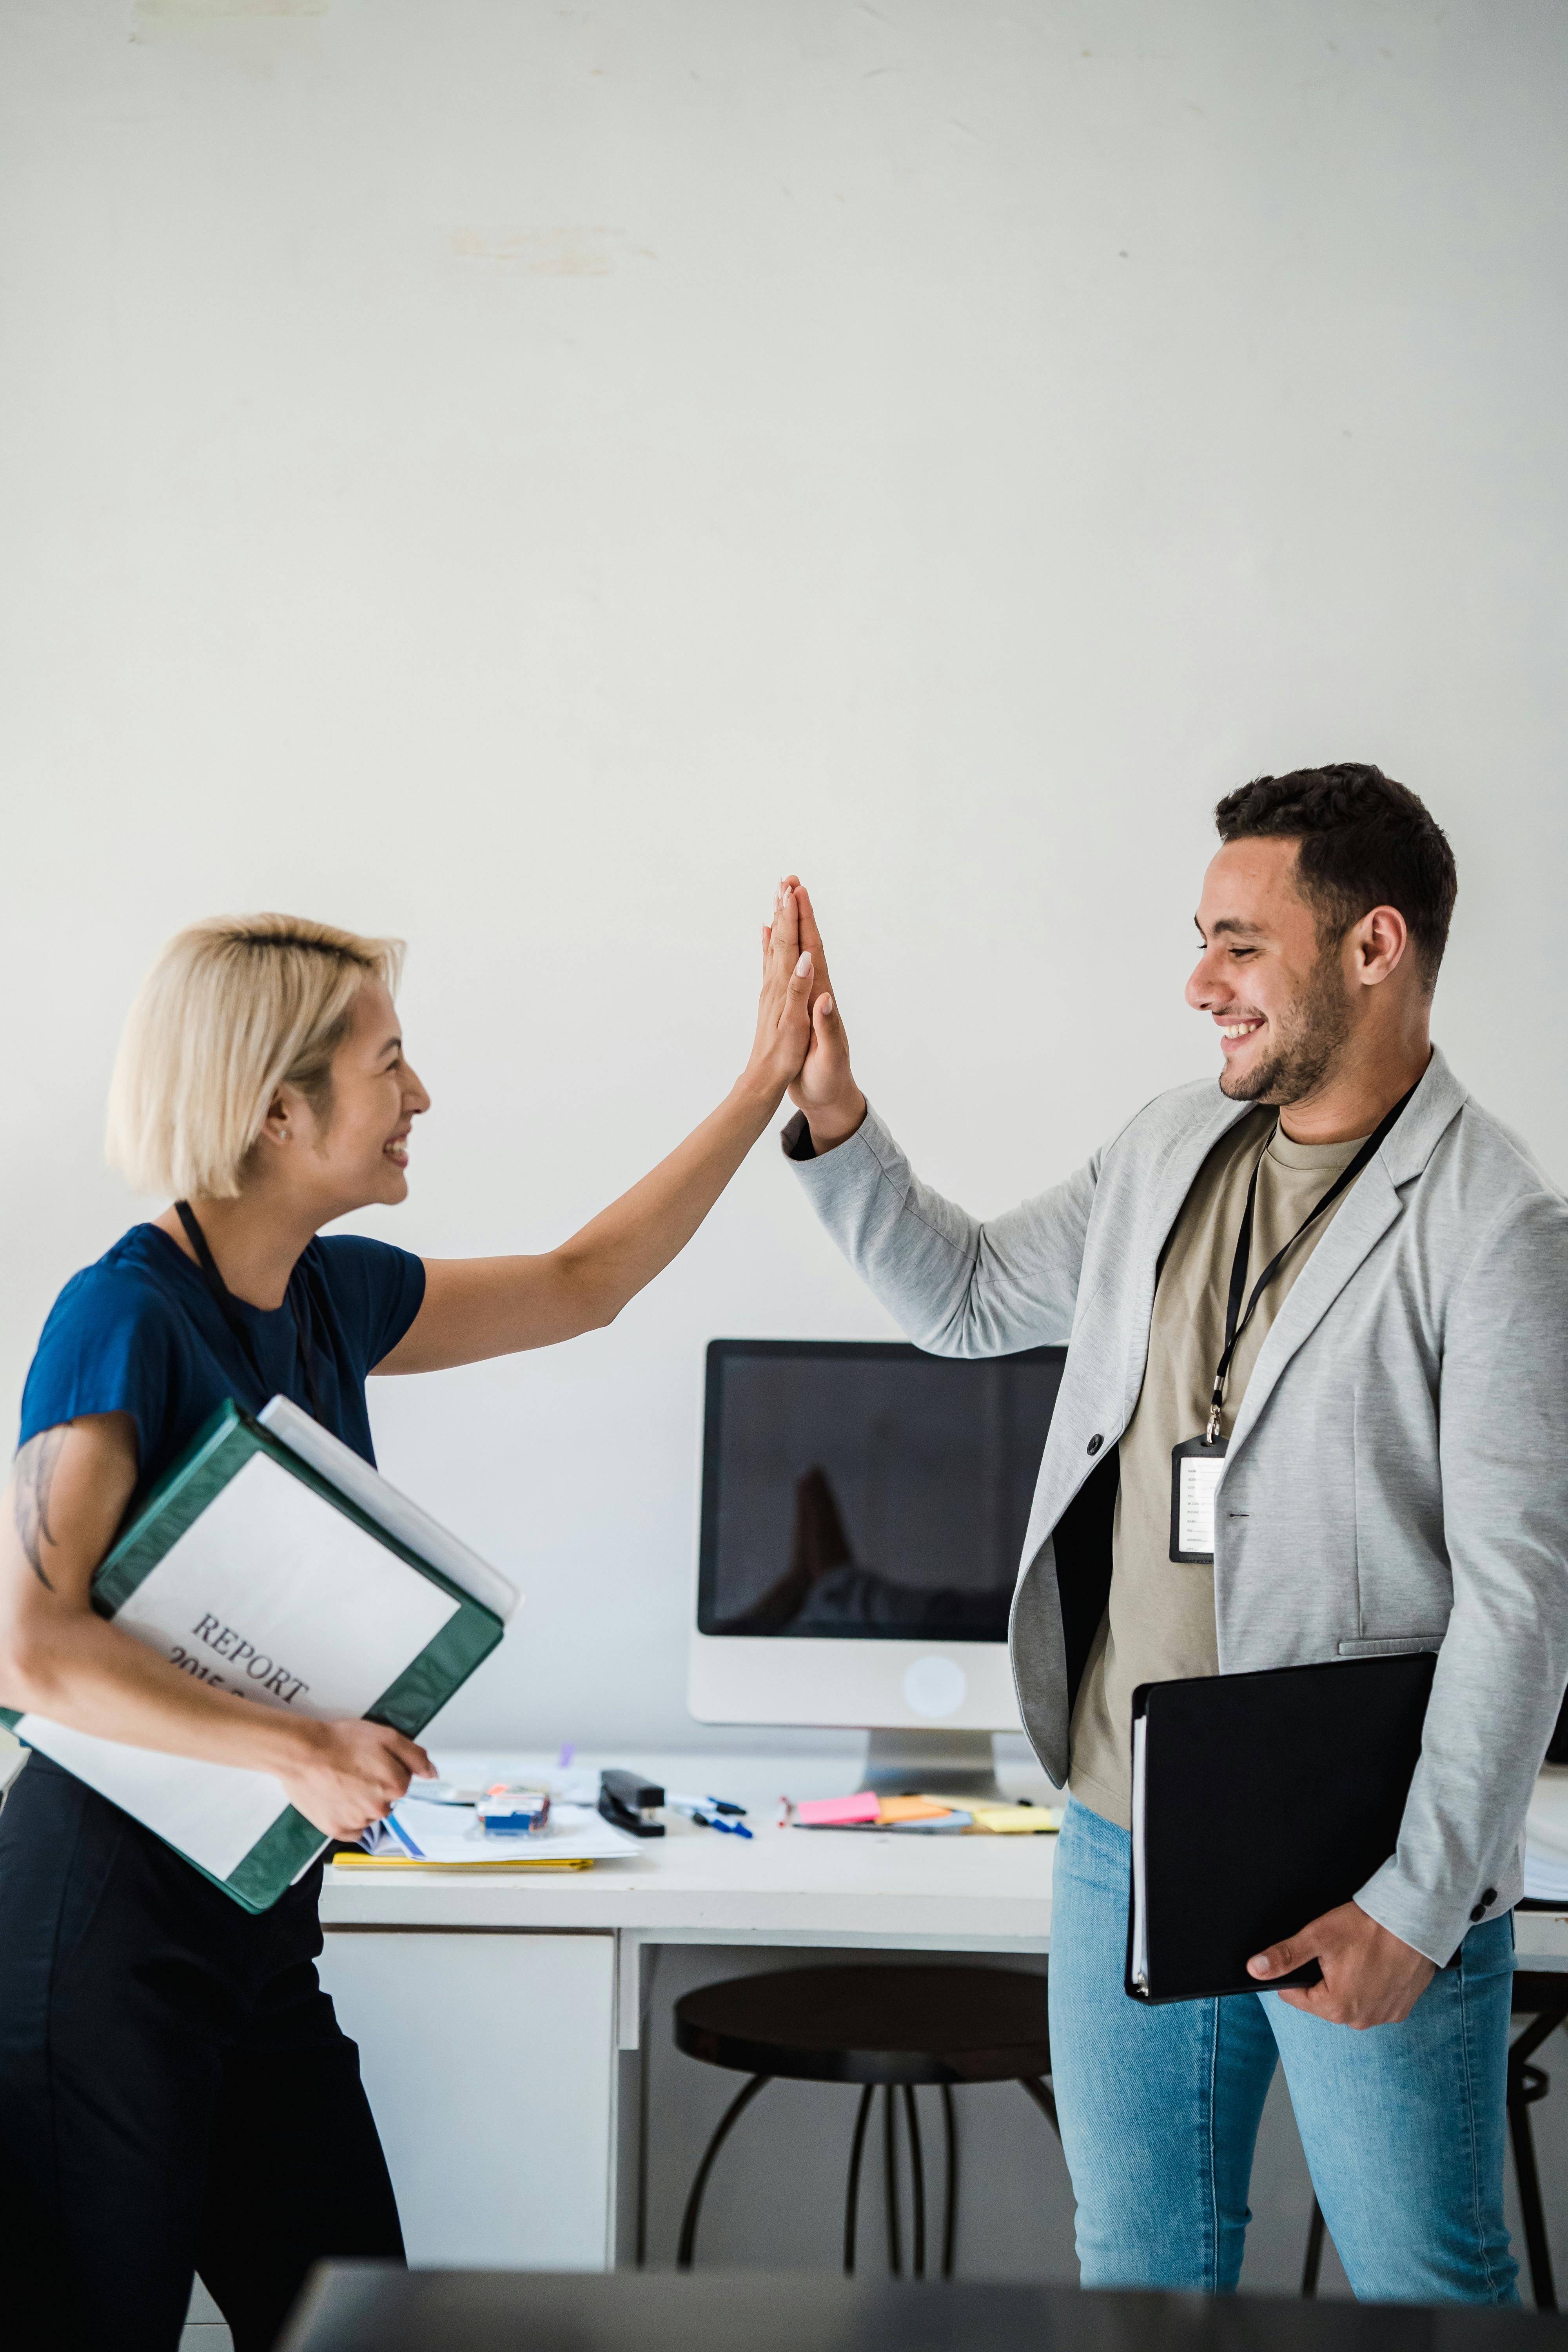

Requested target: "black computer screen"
[{"left": 697, "top": 1340, "right": 1066, "bottom": 1642}]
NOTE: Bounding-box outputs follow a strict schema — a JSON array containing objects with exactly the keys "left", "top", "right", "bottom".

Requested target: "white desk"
[{"left": 316, "top": 1748, "right": 1568, "bottom": 2275}]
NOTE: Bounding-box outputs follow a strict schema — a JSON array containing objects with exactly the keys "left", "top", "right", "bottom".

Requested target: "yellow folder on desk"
[{"left": 335, "top": 1852, "right": 595, "bottom": 1873}]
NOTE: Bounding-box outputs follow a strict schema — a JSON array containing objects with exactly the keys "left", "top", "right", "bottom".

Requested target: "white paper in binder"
[{"left": 258, "top": 1395, "right": 520, "bottom": 1622}]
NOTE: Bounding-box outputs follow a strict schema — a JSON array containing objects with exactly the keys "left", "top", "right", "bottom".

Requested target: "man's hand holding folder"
[{"left": 1247, "top": 1897, "right": 1436, "bottom": 2029}]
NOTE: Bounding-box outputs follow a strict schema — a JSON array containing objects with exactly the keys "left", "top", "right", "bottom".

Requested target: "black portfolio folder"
[{"left": 1125, "top": 1651, "right": 1437, "bottom": 2004}]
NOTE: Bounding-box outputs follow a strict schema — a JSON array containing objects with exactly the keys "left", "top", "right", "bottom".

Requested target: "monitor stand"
[{"left": 860, "top": 1728, "right": 1004, "bottom": 1801}]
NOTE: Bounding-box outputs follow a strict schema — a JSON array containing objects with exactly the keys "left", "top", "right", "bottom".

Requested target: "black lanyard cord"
[
  {"left": 1205, "top": 1078, "right": 1420, "bottom": 1444},
  {"left": 173, "top": 1200, "right": 326, "bottom": 1425}
]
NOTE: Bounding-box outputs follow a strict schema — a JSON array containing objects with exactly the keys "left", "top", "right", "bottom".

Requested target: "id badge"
[{"left": 1170, "top": 1436, "right": 1227, "bottom": 1563}]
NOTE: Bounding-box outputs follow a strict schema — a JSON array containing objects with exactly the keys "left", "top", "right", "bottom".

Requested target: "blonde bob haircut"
[{"left": 107, "top": 914, "right": 405, "bottom": 1201}]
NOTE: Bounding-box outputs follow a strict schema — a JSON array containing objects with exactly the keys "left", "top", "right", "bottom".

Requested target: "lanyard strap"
[
  {"left": 174, "top": 1200, "right": 325, "bottom": 1425},
  {"left": 1204, "top": 1080, "right": 1419, "bottom": 1444}
]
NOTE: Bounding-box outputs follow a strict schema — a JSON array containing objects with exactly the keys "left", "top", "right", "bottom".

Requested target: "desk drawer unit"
[{"left": 318, "top": 1929, "right": 617, "bottom": 2269}]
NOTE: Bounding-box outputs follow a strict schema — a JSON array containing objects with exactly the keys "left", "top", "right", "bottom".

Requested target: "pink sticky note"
[{"left": 794, "top": 1791, "right": 882, "bottom": 1826}]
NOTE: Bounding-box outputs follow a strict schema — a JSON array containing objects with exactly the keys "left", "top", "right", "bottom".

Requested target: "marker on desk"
[
  {"left": 667, "top": 1797, "right": 753, "bottom": 1840},
  {"left": 667, "top": 1791, "right": 748, "bottom": 1820}
]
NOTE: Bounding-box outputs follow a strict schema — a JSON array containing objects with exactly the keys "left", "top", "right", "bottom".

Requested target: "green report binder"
[{"left": 2, "top": 1397, "right": 516, "bottom": 1913}]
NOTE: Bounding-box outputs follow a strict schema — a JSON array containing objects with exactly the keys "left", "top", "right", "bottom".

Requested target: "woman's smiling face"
[{"left": 260, "top": 979, "right": 432, "bottom": 1218}]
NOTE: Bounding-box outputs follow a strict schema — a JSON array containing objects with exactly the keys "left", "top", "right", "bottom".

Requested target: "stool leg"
[
  {"left": 902, "top": 2085, "right": 926, "bottom": 2280},
  {"left": 883, "top": 2084, "right": 902, "bottom": 2276},
  {"left": 940, "top": 2084, "right": 958, "bottom": 2281},
  {"left": 1017, "top": 2075, "right": 1061, "bottom": 2140},
  {"left": 843, "top": 2086, "right": 875, "bottom": 2276},
  {"left": 676, "top": 2073, "right": 772, "bottom": 2270},
  {"left": 1509, "top": 2062, "right": 1557, "bottom": 2312},
  {"left": 1301, "top": 2198, "right": 1326, "bottom": 2298}
]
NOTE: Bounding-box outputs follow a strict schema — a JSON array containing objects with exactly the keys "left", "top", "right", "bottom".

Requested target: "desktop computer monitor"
[{"left": 688, "top": 1339, "right": 1067, "bottom": 1789}]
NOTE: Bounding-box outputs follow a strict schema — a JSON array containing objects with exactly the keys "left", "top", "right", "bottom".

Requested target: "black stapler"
[{"left": 599, "top": 1769, "right": 666, "bottom": 1838}]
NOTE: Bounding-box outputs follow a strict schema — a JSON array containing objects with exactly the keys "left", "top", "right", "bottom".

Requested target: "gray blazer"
[{"left": 788, "top": 1047, "right": 1568, "bottom": 1965}]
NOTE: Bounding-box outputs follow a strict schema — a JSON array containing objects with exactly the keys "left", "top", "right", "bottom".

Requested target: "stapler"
[{"left": 598, "top": 1769, "right": 666, "bottom": 1838}]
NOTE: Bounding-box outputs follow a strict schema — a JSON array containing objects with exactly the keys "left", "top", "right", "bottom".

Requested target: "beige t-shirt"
[{"left": 1067, "top": 1109, "right": 1369, "bottom": 1828}]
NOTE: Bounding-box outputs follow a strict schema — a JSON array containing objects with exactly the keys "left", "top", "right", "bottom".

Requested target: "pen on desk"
[
  {"left": 667, "top": 1792, "right": 749, "bottom": 1820},
  {"left": 668, "top": 1799, "right": 753, "bottom": 1840}
]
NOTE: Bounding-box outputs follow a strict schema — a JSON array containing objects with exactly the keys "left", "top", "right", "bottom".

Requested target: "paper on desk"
[
  {"left": 791, "top": 1790, "right": 1060, "bottom": 1834},
  {"left": 964, "top": 1803, "right": 1063, "bottom": 1835},
  {"left": 340, "top": 1801, "right": 642, "bottom": 1867},
  {"left": 794, "top": 1792, "right": 880, "bottom": 1826}
]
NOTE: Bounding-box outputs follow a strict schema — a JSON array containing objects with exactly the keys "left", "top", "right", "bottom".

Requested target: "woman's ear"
[{"left": 257, "top": 1083, "right": 302, "bottom": 1149}]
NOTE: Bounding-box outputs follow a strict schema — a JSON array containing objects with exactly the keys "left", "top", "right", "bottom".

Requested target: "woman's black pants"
[{"left": 0, "top": 1753, "right": 403, "bottom": 2352}]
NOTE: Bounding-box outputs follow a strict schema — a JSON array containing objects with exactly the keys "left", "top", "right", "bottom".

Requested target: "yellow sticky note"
[{"left": 966, "top": 1804, "right": 1063, "bottom": 1835}]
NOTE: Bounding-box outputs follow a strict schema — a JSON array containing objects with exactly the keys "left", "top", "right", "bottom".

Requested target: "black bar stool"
[
  {"left": 1301, "top": 1969, "right": 1568, "bottom": 2305},
  {"left": 672, "top": 1962, "right": 1056, "bottom": 2277}
]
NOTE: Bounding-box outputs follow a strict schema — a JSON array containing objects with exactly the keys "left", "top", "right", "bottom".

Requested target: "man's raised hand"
[{"left": 775, "top": 877, "right": 866, "bottom": 1151}]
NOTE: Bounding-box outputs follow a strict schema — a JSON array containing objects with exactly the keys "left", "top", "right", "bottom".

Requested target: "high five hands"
[{"left": 757, "top": 877, "right": 867, "bottom": 1151}]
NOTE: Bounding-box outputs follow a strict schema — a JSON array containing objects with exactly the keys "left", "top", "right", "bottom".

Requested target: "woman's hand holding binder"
[{"left": 279, "top": 1717, "right": 436, "bottom": 1841}]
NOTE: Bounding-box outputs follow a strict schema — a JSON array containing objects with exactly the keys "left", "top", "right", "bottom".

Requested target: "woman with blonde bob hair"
[{"left": 0, "top": 893, "right": 822, "bottom": 2352}]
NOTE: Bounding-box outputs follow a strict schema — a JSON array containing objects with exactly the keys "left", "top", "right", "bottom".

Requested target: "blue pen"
[
  {"left": 697, "top": 1812, "right": 752, "bottom": 1839},
  {"left": 668, "top": 1791, "right": 750, "bottom": 1821},
  {"left": 669, "top": 1799, "right": 753, "bottom": 1840},
  {"left": 702, "top": 1812, "right": 753, "bottom": 1839}
]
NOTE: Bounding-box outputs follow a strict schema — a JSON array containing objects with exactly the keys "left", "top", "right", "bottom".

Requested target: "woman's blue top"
[{"left": 18, "top": 1224, "right": 427, "bottom": 1502}]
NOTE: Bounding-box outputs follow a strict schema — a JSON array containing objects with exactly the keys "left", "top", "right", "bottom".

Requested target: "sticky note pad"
[
  {"left": 967, "top": 1803, "right": 1063, "bottom": 1834},
  {"left": 878, "top": 1797, "right": 954, "bottom": 1824},
  {"left": 794, "top": 1791, "right": 882, "bottom": 1826}
]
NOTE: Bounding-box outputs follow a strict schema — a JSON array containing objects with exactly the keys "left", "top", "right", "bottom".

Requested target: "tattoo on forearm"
[{"left": 13, "top": 1428, "right": 65, "bottom": 1591}]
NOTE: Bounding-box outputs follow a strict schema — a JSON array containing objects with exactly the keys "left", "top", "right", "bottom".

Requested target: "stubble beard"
[{"left": 1220, "top": 949, "right": 1352, "bottom": 1107}]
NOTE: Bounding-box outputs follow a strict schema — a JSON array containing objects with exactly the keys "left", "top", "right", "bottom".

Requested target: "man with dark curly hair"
[{"left": 778, "top": 765, "right": 1567, "bottom": 2302}]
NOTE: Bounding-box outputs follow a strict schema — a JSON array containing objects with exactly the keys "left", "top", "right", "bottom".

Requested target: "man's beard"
[{"left": 1220, "top": 951, "right": 1351, "bottom": 1106}]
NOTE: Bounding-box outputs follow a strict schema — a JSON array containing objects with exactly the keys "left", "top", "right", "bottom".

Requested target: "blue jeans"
[{"left": 1048, "top": 1798, "right": 1518, "bottom": 2302}]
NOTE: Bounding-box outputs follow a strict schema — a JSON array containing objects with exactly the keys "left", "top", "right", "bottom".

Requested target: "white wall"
[{"left": 3, "top": 0, "right": 1564, "bottom": 1755}]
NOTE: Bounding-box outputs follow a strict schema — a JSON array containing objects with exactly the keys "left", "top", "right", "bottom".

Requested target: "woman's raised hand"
[
  {"left": 779, "top": 877, "right": 866, "bottom": 1150},
  {"left": 743, "top": 882, "right": 817, "bottom": 1105}
]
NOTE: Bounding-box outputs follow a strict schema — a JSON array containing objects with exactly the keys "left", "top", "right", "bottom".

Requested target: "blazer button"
[
  {"left": 1482, "top": 1888, "right": 1497, "bottom": 1907},
  {"left": 1086, "top": 1434, "right": 1103, "bottom": 1456},
  {"left": 1469, "top": 1904, "right": 1485, "bottom": 1923}
]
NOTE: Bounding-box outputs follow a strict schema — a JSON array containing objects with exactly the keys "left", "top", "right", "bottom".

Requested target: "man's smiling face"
[{"left": 1186, "top": 836, "right": 1353, "bottom": 1106}]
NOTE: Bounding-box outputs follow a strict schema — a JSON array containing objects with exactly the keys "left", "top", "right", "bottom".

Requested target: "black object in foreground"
[
  {"left": 599, "top": 1768, "right": 666, "bottom": 1838},
  {"left": 1127, "top": 1651, "right": 1437, "bottom": 2005},
  {"left": 277, "top": 2262, "right": 1568, "bottom": 2352}
]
